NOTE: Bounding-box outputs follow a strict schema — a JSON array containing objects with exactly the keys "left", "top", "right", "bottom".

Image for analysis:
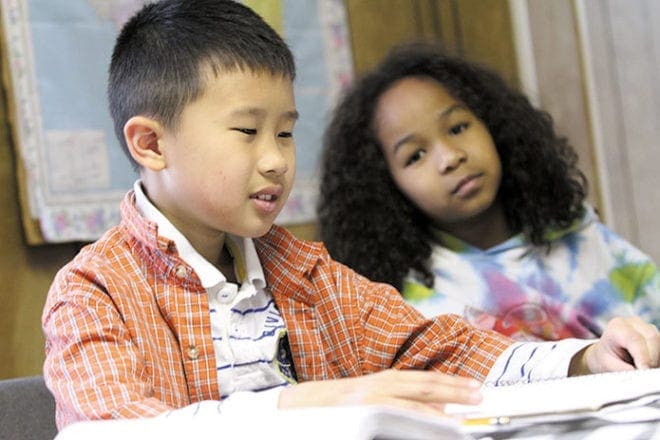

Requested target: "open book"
[
  {"left": 445, "top": 367, "right": 660, "bottom": 422},
  {"left": 55, "top": 369, "right": 660, "bottom": 440},
  {"left": 56, "top": 405, "right": 470, "bottom": 440}
]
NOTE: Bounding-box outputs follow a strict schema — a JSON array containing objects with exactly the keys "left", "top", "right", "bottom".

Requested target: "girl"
[{"left": 317, "top": 42, "right": 659, "bottom": 341}]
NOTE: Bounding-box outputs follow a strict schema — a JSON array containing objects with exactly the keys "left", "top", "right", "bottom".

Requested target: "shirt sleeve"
[
  {"left": 344, "top": 263, "right": 512, "bottom": 381},
  {"left": 485, "top": 338, "right": 595, "bottom": 385},
  {"left": 43, "top": 269, "right": 174, "bottom": 425}
]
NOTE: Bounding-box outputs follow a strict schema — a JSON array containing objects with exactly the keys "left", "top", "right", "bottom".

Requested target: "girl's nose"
[{"left": 434, "top": 142, "right": 467, "bottom": 174}]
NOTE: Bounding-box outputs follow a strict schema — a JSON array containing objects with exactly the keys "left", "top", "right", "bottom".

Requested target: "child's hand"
[
  {"left": 278, "top": 369, "right": 483, "bottom": 415},
  {"left": 569, "top": 316, "right": 660, "bottom": 375}
]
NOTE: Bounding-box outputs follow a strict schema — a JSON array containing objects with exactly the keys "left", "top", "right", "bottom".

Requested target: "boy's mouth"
[
  {"left": 250, "top": 186, "right": 283, "bottom": 214},
  {"left": 254, "top": 194, "right": 277, "bottom": 201},
  {"left": 250, "top": 186, "right": 283, "bottom": 201}
]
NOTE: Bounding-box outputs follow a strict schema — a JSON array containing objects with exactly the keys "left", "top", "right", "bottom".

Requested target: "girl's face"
[{"left": 374, "top": 76, "right": 502, "bottom": 231}]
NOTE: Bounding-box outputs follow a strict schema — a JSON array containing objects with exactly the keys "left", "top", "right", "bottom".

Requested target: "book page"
[
  {"left": 56, "top": 405, "right": 469, "bottom": 440},
  {"left": 445, "top": 368, "right": 660, "bottom": 420}
]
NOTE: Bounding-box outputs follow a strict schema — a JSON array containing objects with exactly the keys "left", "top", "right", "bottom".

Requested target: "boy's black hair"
[
  {"left": 108, "top": 0, "right": 296, "bottom": 169},
  {"left": 318, "top": 41, "right": 587, "bottom": 290}
]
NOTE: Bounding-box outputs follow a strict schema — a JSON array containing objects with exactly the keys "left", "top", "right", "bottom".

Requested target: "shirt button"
[
  {"left": 175, "top": 265, "right": 187, "bottom": 278},
  {"left": 187, "top": 345, "right": 199, "bottom": 360}
]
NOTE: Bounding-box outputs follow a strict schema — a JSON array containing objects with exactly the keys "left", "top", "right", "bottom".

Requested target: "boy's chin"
[
  {"left": 238, "top": 221, "right": 276, "bottom": 238},
  {"left": 249, "top": 226, "right": 274, "bottom": 238},
  {"left": 231, "top": 207, "right": 285, "bottom": 238}
]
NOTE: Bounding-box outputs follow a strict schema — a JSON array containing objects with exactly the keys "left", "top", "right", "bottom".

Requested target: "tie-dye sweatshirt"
[{"left": 402, "top": 205, "right": 660, "bottom": 341}]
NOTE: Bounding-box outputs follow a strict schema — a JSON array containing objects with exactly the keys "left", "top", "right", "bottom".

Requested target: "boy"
[{"left": 43, "top": 0, "right": 659, "bottom": 430}]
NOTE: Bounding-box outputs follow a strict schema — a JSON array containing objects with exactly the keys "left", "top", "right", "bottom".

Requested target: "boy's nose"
[
  {"left": 434, "top": 143, "right": 466, "bottom": 174},
  {"left": 258, "top": 139, "right": 289, "bottom": 176}
]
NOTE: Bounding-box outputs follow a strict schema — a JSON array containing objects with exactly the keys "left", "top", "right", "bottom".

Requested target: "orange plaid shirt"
[{"left": 43, "top": 191, "right": 512, "bottom": 429}]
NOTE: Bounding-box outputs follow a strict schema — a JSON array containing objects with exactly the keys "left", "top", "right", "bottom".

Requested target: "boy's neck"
[
  {"left": 218, "top": 245, "right": 238, "bottom": 283},
  {"left": 137, "top": 179, "right": 238, "bottom": 282},
  {"left": 191, "top": 234, "right": 238, "bottom": 282},
  {"left": 188, "top": 234, "right": 237, "bottom": 283}
]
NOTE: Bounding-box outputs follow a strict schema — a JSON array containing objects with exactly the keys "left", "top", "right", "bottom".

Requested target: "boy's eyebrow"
[
  {"left": 391, "top": 103, "right": 464, "bottom": 154},
  {"left": 230, "top": 107, "right": 299, "bottom": 120},
  {"left": 284, "top": 110, "right": 300, "bottom": 120}
]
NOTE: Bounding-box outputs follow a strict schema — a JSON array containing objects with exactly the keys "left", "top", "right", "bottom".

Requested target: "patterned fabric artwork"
[{"left": 1, "top": 0, "right": 353, "bottom": 242}]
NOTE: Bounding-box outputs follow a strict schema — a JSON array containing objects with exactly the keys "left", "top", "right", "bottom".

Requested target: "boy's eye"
[
  {"left": 278, "top": 131, "right": 293, "bottom": 138},
  {"left": 405, "top": 149, "right": 425, "bottom": 167},
  {"left": 234, "top": 128, "right": 257, "bottom": 135},
  {"left": 449, "top": 122, "right": 469, "bottom": 135}
]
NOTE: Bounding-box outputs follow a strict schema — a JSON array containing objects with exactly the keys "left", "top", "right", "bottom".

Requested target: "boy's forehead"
[{"left": 193, "top": 64, "right": 296, "bottom": 112}]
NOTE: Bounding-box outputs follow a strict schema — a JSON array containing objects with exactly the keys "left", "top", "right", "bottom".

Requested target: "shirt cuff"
[{"left": 486, "top": 338, "right": 595, "bottom": 385}]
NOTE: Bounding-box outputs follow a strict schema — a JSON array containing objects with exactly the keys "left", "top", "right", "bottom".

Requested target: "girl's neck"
[{"left": 436, "top": 202, "right": 514, "bottom": 250}]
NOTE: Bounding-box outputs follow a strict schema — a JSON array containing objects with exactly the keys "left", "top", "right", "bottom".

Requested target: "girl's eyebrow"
[{"left": 391, "top": 104, "right": 465, "bottom": 154}]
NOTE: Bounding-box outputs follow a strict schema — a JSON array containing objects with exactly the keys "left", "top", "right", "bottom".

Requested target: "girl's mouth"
[{"left": 452, "top": 173, "right": 483, "bottom": 196}]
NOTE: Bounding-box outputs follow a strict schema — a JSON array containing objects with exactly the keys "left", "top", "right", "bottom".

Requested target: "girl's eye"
[
  {"left": 405, "top": 149, "right": 425, "bottom": 167},
  {"left": 278, "top": 131, "right": 293, "bottom": 138},
  {"left": 234, "top": 128, "right": 257, "bottom": 135},
  {"left": 449, "top": 122, "right": 469, "bottom": 135}
]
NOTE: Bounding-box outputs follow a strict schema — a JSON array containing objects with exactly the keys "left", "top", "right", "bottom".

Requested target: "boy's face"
[
  {"left": 154, "top": 68, "right": 297, "bottom": 239},
  {"left": 375, "top": 76, "right": 502, "bottom": 229}
]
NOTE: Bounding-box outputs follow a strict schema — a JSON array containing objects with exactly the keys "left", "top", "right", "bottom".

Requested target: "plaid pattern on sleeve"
[
  {"left": 43, "top": 192, "right": 220, "bottom": 429},
  {"left": 256, "top": 227, "right": 512, "bottom": 381},
  {"left": 43, "top": 191, "right": 512, "bottom": 430}
]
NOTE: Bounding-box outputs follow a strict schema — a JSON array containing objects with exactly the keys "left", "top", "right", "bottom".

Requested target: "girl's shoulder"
[{"left": 544, "top": 203, "right": 597, "bottom": 242}]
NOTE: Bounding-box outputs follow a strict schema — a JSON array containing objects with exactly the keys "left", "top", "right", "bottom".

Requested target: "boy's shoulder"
[
  {"left": 57, "top": 223, "right": 141, "bottom": 282},
  {"left": 45, "top": 222, "right": 140, "bottom": 311},
  {"left": 53, "top": 191, "right": 161, "bottom": 284},
  {"left": 78, "top": 224, "right": 135, "bottom": 259},
  {"left": 255, "top": 225, "right": 328, "bottom": 271}
]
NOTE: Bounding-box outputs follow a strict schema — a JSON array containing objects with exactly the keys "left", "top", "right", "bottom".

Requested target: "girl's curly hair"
[{"left": 317, "top": 41, "right": 587, "bottom": 291}]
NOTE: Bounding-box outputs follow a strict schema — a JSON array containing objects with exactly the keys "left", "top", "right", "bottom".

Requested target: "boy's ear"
[{"left": 124, "top": 116, "right": 166, "bottom": 171}]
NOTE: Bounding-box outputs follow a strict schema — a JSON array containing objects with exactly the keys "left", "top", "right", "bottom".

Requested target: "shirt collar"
[
  {"left": 133, "top": 180, "right": 266, "bottom": 289},
  {"left": 430, "top": 204, "right": 594, "bottom": 254},
  {"left": 432, "top": 227, "right": 526, "bottom": 254}
]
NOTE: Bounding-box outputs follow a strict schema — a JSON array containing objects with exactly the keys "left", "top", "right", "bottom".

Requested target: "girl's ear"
[{"left": 124, "top": 116, "right": 166, "bottom": 171}]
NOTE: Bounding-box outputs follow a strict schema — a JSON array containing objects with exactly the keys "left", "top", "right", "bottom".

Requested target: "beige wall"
[
  {"left": 578, "top": 0, "right": 660, "bottom": 261},
  {"left": 515, "top": 0, "right": 660, "bottom": 262}
]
